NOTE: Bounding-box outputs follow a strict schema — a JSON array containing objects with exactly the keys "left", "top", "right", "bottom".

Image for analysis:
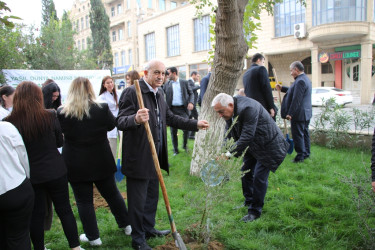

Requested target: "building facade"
[
  {"left": 248, "top": 0, "right": 375, "bottom": 104},
  {"left": 70, "top": 1, "right": 375, "bottom": 104},
  {"left": 70, "top": 0, "right": 189, "bottom": 83}
]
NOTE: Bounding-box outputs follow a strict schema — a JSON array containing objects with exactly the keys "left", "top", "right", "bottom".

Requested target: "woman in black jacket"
[
  {"left": 57, "top": 77, "right": 131, "bottom": 247},
  {"left": 4, "top": 81, "right": 82, "bottom": 250}
]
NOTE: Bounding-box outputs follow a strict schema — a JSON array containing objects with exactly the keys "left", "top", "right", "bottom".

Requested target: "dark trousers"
[
  {"left": 241, "top": 154, "right": 270, "bottom": 217},
  {"left": 30, "top": 175, "right": 79, "bottom": 249},
  {"left": 189, "top": 106, "right": 198, "bottom": 138},
  {"left": 291, "top": 120, "right": 311, "bottom": 161},
  {"left": 170, "top": 106, "right": 189, "bottom": 152},
  {"left": 0, "top": 178, "right": 34, "bottom": 250},
  {"left": 70, "top": 175, "right": 130, "bottom": 241},
  {"left": 126, "top": 177, "right": 159, "bottom": 245}
]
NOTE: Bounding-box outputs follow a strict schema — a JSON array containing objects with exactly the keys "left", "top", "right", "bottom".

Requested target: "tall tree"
[
  {"left": 190, "top": 0, "right": 304, "bottom": 175},
  {"left": 89, "top": 0, "right": 113, "bottom": 69},
  {"left": 0, "top": 23, "right": 27, "bottom": 84},
  {"left": 24, "top": 11, "right": 76, "bottom": 70},
  {"left": 41, "top": 0, "right": 58, "bottom": 27}
]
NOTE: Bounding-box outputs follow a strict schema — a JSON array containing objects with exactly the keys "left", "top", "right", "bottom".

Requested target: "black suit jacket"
[
  {"left": 57, "top": 103, "right": 117, "bottom": 182},
  {"left": 163, "top": 79, "right": 194, "bottom": 114},
  {"left": 280, "top": 73, "right": 312, "bottom": 121},
  {"left": 116, "top": 80, "right": 198, "bottom": 179},
  {"left": 243, "top": 63, "right": 275, "bottom": 113}
]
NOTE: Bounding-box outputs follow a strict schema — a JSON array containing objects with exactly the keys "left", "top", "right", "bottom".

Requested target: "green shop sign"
[{"left": 329, "top": 50, "right": 361, "bottom": 61}]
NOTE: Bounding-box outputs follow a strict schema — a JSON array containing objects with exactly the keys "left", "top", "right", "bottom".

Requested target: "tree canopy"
[{"left": 89, "top": 0, "right": 113, "bottom": 69}]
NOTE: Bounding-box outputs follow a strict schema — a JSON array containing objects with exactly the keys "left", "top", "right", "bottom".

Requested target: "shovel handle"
[
  {"left": 272, "top": 68, "right": 289, "bottom": 135},
  {"left": 134, "top": 80, "right": 177, "bottom": 234}
]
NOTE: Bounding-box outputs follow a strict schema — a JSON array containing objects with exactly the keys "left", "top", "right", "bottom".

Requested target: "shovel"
[
  {"left": 273, "top": 69, "right": 294, "bottom": 154},
  {"left": 115, "top": 131, "right": 125, "bottom": 182},
  {"left": 134, "top": 80, "right": 187, "bottom": 250}
]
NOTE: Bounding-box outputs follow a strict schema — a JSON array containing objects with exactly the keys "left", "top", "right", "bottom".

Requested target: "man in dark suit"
[
  {"left": 117, "top": 60, "right": 209, "bottom": 250},
  {"left": 212, "top": 93, "right": 288, "bottom": 222},
  {"left": 243, "top": 53, "right": 276, "bottom": 121},
  {"left": 198, "top": 71, "right": 211, "bottom": 107},
  {"left": 163, "top": 67, "right": 194, "bottom": 155},
  {"left": 276, "top": 61, "right": 312, "bottom": 163},
  {"left": 188, "top": 71, "right": 201, "bottom": 139}
]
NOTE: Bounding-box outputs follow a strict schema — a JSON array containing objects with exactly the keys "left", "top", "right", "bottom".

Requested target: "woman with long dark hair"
[
  {"left": 57, "top": 77, "right": 131, "bottom": 247},
  {"left": 98, "top": 76, "right": 119, "bottom": 159},
  {"left": 0, "top": 85, "right": 15, "bottom": 120},
  {"left": 42, "top": 80, "right": 62, "bottom": 110},
  {"left": 4, "top": 81, "right": 82, "bottom": 250}
]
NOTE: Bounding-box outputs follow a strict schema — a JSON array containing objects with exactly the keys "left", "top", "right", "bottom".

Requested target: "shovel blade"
[
  {"left": 286, "top": 134, "right": 294, "bottom": 155},
  {"left": 115, "top": 159, "right": 124, "bottom": 182},
  {"left": 173, "top": 231, "right": 187, "bottom": 250}
]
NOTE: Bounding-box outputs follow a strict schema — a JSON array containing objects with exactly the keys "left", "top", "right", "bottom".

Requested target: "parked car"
[{"left": 311, "top": 87, "right": 353, "bottom": 106}]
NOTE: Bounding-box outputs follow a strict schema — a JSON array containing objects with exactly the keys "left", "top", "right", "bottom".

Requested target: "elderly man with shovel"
[
  {"left": 117, "top": 59, "right": 209, "bottom": 250},
  {"left": 212, "top": 93, "right": 289, "bottom": 222}
]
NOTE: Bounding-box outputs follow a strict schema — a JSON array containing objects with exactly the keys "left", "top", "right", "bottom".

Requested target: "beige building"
[
  {"left": 247, "top": 0, "right": 375, "bottom": 104},
  {"left": 71, "top": 1, "right": 375, "bottom": 104},
  {"left": 70, "top": 0, "right": 189, "bottom": 83},
  {"left": 137, "top": 3, "right": 212, "bottom": 79}
]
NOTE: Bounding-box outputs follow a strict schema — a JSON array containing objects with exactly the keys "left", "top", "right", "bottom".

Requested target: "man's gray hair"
[
  {"left": 144, "top": 59, "right": 163, "bottom": 71},
  {"left": 211, "top": 93, "right": 234, "bottom": 107},
  {"left": 290, "top": 61, "right": 304, "bottom": 72}
]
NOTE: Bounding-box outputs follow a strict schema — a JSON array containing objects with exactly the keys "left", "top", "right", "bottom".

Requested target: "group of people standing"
[{"left": 0, "top": 54, "right": 314, "bottom": 250}]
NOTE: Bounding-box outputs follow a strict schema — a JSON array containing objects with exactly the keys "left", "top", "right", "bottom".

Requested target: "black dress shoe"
[
  {"left": 145, "top": 229, "right": 171, "bottom": 239},
  {"left": 241, "top": 213, "right": 260, "bottom": 223},
  {"left": 131, "top": 241, "right": 152, "bottom": 250}
]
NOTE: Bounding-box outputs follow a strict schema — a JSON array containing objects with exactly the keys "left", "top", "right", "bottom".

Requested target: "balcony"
[{"left": 308, "top": 22, "right": 369, "bottom": 43}]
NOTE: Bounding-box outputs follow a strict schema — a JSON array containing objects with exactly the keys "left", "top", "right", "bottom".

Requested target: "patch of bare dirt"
[{"left": 72, "top": 185, "right": 128, "bottom": 210}]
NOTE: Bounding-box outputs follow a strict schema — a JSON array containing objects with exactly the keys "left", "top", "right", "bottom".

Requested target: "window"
[
  {"left": 159, "top": 0, "right": 165, "bottom": 11},
  {"left": 115, "top": 52, "right": 119, "bottom": 67},
  {"left": 178, "top": 66, "right": 186, "bottom": 80},
  {"left": 189, "top": 63, "right": 209, "bottom": 79},
  {"left": 145, "top": 32, "right": 156, "bottom": 61},
  {"left": 148, "top": 0, "right": 152, "bottom": 8},
  {"left": 112, "top": 31, "right": 116, "bottom": 42},
  {"left": 274, "top": 0, "right": 305, "bottom": 37},
  {"left": 301, "top": 57, "right": 312, "bottom": 74},
  {"left": 85, "top": 15, "right": 89, "bottom": 29},
  {"left": 82, "top": 39, "right": 85, "bottom": 50},
  {"left": 313, "top": 0, "right": 366, "bottom": 26},
  {"left": 194, "top": 15, "right": 210, "bottom": 52},
  {"left": 81, "top": 17, "right": 84, "bottom": 30},
  {"left": 128, "top": 49, "right": 132, "bottom": 65},
  {"left": 111, "top": 7, "right": 115, "bottom": 17},
  {"left": 117, "top": 4, "right": 122, "bottom": 14},
  {"left": 127, "top": 21, "right": 132, "bottom": 38},
  {"left": 78, "top": 40, "right": 81, "bottom": 51},
  {"left": 127, "top": 0, "right": 130, "bottom": 9},
  {"left": 167, "top": 25, "right": 180, "bottom": 57},
  {"left": 121, "top": 51, "right": 126, "bottom": 66},
  {"left": 171, "top": 1, "right": 177, "bottom": 9},
  {"left": 118, "top": 29, "right": 123, "bottom": 40},
  {"left": 322, "top": 63, "right": 333, "bottom": 74},
  {"left": 86, "top": 37, "right": 90, "bottom": 48},
  {"left": 76, "top": 20, "right": 79, "bottom": 31}
]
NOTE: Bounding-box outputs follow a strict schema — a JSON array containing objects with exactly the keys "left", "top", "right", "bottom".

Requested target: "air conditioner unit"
[{"left": 294, "top": 23, "right": 306, "bottom": 39}]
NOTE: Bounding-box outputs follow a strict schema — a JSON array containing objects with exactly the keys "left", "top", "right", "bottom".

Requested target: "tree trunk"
[{"left": 190, "top": 0, "right": 249, "bottom": 175}]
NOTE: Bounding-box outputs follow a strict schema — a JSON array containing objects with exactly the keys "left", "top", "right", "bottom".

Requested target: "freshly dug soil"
[{"left": 88, "top": 187, "right": 224, "bottom": 249}]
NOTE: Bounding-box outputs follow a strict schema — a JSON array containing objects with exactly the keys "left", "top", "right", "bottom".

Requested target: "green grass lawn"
[{"left": 45, "top": 128, "right": 374, "bottom": 249}]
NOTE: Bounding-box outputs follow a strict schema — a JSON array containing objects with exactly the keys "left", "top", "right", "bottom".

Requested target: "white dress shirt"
[
  {"left": 0, "top": 106, "right": 10, "bottom": 120},
  {"left": 98, "top": 91, "right": 120, "bottom": 139},
  {"left": 0, "top": 121, "right": 30, "bottom": 195}
]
